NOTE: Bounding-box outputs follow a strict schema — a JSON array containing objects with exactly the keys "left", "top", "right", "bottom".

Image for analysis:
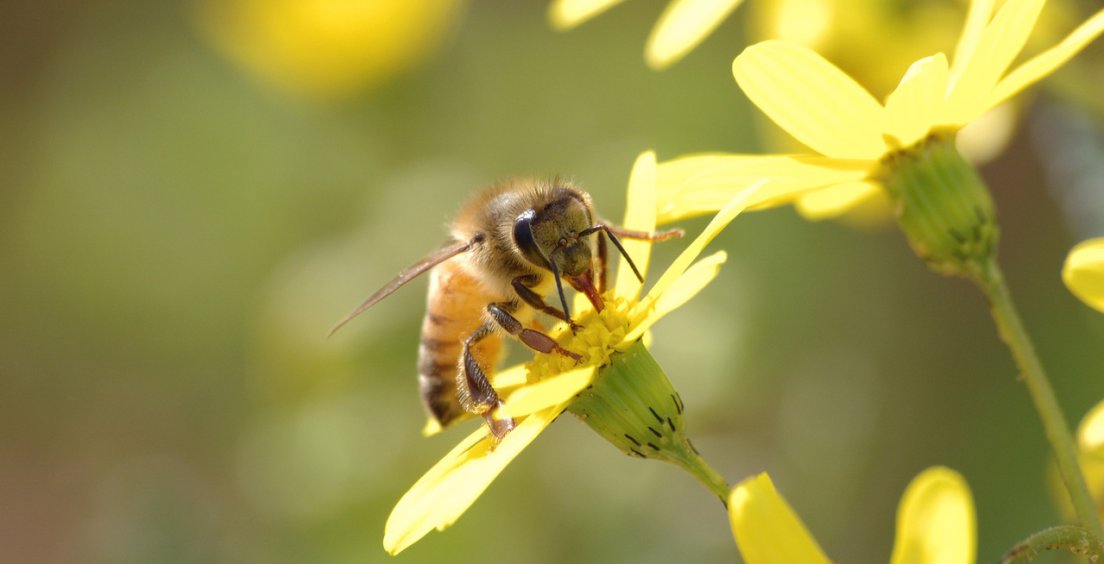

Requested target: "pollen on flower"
[{"left": 525, "top": 295, "right": 634, "bottom": 382}]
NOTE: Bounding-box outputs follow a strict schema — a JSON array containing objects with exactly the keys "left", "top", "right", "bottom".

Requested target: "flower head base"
[
  {"left": 569, "top": 340, "right": 727, "bottom": 500},
  {"left": 876, "top": 130, "right": 999, "bottom": 278},
  {"left": 524, "top": 293, "right": 724, "bottom": 495}
]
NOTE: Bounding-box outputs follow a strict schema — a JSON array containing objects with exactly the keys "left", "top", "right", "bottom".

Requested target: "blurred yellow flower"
[
  {"left": 1076, "top": 400, "right": 1104, "bottom": 520},
  {"left": 548, "top": 0, "right": 744, "bottom": 69},
  {"left": 658, "top": 0, "right": 1104, "bottom": 222},
  {"left": 195, "top": 0, "right": 463, "bottom": 101},
  {"left": 383, "top": 152, "right": 784, "bottom": 555},
  {"left": 730, "top": 468, "right": 975, "bottom": 564},
  {"left": 1063, "top": 238, "right": 1104, "bottom": 313}
]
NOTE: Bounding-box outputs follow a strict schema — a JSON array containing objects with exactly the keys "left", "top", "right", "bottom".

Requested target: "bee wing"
[{"left": 329, "top": 237, "right": 479, "bottom": 336}]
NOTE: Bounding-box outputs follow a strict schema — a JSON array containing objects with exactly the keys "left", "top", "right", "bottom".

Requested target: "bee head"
[{"left": 513, "top": 190, "right": 603, "bottom": 316}]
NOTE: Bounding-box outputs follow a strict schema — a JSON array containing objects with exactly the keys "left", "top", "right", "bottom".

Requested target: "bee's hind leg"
[{"left": 459, "top": 322, "right": 515, "bottom": 440}]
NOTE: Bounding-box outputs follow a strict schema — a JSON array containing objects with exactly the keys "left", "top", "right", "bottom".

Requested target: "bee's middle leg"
[
  {"left": 459, "top": 322, "right": 514, "bottom": 439},
  {"left": 511, "top": 275, "right": 579, "bottom": 330},
  {"left": 487, "top": 302, "right": 581, "bottom": 362}
]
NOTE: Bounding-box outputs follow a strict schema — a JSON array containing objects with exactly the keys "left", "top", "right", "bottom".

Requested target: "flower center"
[{"left": 525, "top": 295, "right": 634, "bottom": 382}]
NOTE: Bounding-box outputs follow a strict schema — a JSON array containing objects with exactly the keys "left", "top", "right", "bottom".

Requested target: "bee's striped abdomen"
[{"left": 418, "top": 261, "right": 502, "bottom": 427}]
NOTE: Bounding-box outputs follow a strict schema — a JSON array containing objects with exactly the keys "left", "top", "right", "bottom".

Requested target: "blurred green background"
[{"left": 3, "top": 1, "right": 1104, "bottom": 562}]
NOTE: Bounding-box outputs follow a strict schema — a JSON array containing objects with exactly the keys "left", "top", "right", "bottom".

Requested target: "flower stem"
[
  {"left": 1001, "top": 525, "right": 1104, "bottom": 563},
  {"left": 973, "top": 257, "right": 1104, "bottom": 540}
]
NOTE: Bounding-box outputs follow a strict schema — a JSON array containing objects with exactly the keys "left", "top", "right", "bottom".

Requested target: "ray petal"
[
  {"left": 942, "top": 0, "right": 1045, "bottom": 126},
  {"left": 889, "top": 467, "right": 976, "bottom": 564},
  {"left": 384, "top": 409, "right": 559, "bottom": 554},
  {"left": 949, "top": 0, "right": 996, "bottom": 84},
  {"left": 794, "top": 181, "right": 882, "bottom": 220},
  {"left": 1063, "top": 238, "right": 1104, "bottom": 313},
  {"left": 640, "top": 182, "right": 764, "bottom": 310},
  {"left": 625, "top": 251, "right": 725, "bottom": 343},
  {"left": 615, "top": 151, "right": 659, "bottom": 300},
  {"left": 499, "top": 366, "right": 596, "bottom": 418},
  {"left": 645, "top": 0, "right": 744, "bottom": 69},
  {"left": 990, "top": 8, "right": 1104, "bottom": 110},
  {"left": 733, "top": 41, "right": 886, "bottom": 160},
  {"left": 883, "top": 53, "right": 949, "bottom": 148},
  {"left": 728, "top": 474, "right": 832, "bottom": 564},
  {"left": 655, "top": 153, "right": 871, "bottom": 223},
  {"left": 548, "top": 0, "right": 627, "bottom": 30}
]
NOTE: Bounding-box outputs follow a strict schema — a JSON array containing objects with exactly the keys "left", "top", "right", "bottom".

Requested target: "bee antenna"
[
  {"left": 547, "top": 246, "right": 572, "bottom": 321},
  {"left": 583, "top": 225, "right": 643, "bottom": 283}
]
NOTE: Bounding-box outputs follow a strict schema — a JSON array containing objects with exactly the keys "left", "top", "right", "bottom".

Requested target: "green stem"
[
  {"left": 1001, "top": 525, "right": 1104, "bottom": 563},
  {"left": 974, "top": 257, "right": 1104, "bottom": 541}
]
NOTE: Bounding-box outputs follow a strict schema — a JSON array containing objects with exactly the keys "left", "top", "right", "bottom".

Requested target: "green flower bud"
[
  {"left": 876, "top": 131, "right": 999, "bottom": 279},
  {"left": 569, "top": 340, "right": 728, "bottom": 501}
]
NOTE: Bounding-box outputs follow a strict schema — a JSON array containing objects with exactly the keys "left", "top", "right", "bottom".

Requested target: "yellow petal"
[
  {"left": 493, "top": 363, "right": 530, "bottom": 390},
  {"left": 733, "top": 41, "right": 886, "bottom": 160},
  {"left": 420, "top": 364, "right": 539, "bottom": 436},
  {"left": 196, "top": 0, "right": 463, "bottom": 101},
  {"left": 1078, "top": 399, "right": 1104, "bottom": 456},
  {"left": 655, "top": 153, "right": 871, "bottom": 223},
  {"left": 643, "top": 181, "right": 764, "bottom": 307},
  {"left": 949, "top": 0, "right": 996, "bottom": 87},
  {"left": 422, "top": 418, "right": 443, "bottom": 437},
  {"left": 384, "top": 408, "right": 558, "bottom": 554},
  {"left": 615, "top": 151, "right": 659, "bottom": 301},
  {"left": 889, "top": 467, "right": 976, "bottom": 564},
  {"left": 499, "top": 366, "right": 596, "bottom": 418},
  {"left": 645, "top": 0, "right": 744, "bottom": 70},
  {"left": 942, "top": 0, "right": 1045, "bottom": 126},
  {"left": 1063, "top": 238, "right": 1104, "bottom": 313},
  {"left": 625, "top": 251, "right": 725, "bottom": 343},
  {"left": 794, "top": 181, "right": 882, "bottom": 220},
  {"left": 548, "top": 0, "right": 626, "bottom": 30},
  {"left": 883, "top": 54, "right": 949, "bottom": 149},
  {"left": 728, "top": 473, "right": 832, "bottom": 564},
  {"left": 955, "top": 101, "right": 1016, "bottom": 164},
  {"left": 989, "top": 8, "right": 1104, "bottom": 110}
]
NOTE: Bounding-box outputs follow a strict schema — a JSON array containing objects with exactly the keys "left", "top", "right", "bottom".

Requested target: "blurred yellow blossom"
[
  {"left": 658, "top": 0, "right": 1104, "bottom": 222},
  {"left": 1077, "top": 400, "right": 1104, "bottom": 521},
  {"left": 730, "top": 467, "right": 975, "bottom": 564},
  {"left": 196, "top": 0, "right": 464, "bottom": 101},
  {"left": 548, "top": 0, "right": 744, "bottom": 69},
  {"left": 1063, "top": 238, "right": 1104, "bottom": 313}
]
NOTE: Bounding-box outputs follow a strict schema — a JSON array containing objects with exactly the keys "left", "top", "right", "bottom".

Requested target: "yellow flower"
[
  {"left": 1063, "top": 238, "right": 1104, "bottom": 313},
  {"left": 1074, "top": 400, "right": 1104, "bottom": 521},
  {"left": 548, "top": 0, "right": 745, "bottom": 69},
  {"left": 383, "top": 152, "right": 784, "bottom": 555},
  {"left": 657, "top": 0, "right": 1104, "bottom": 223},
  {"left": 195, "top": 0, "right": 464, "bottom": 101},
  {"left": 730, "top": 467, "right": 975, "bottom": 564}
]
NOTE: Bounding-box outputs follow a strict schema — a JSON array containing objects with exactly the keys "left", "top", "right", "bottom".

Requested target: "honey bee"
[{"left": 332, "top": 179, "right": 681, "bottom": 439}]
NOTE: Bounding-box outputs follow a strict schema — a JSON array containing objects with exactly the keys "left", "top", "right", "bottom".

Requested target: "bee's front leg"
[
  {"left": 486, "top": 302, "right": 580, "bottom": 362},
  {"left": 511, "top": 276, "right": 581, "bottom": 332}
]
